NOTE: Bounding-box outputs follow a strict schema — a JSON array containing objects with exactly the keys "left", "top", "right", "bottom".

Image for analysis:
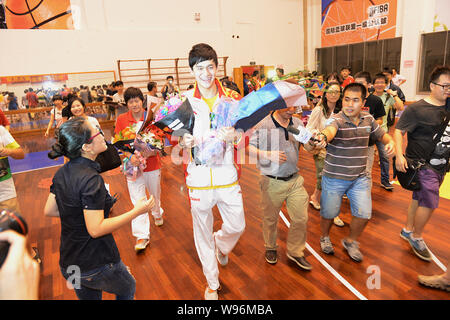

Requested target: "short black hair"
[
  {"left": 354, "top": 71, "right": 372, "bottom": 84},
  {"left": 147, "top": 81, "right": 157, "bottom": 91},
  {"left": 188, "top": 43, "right": 218, "bottom": 70},
  {"left": 429, "top": 65, "right": 450, "bottom": 84},
  {"left": 124, "top": 87, "right": 144, "bottom": 104},
  {"left": 48, "top": 117, "right": 92, "bottom": 160},
  {"left": 382, "top": 67, "right": 393, "bottom": 75},
  {"left": 373, "top": 73, "right": 388, "bottom": 84},
  {"left": 114, "top": 80, "right": 124, "bottom": 87},
  {"left": 343, "top": 82, "right": 367, "bottom": 100},
  {"left": 340, "top": 66, "right": 352, "bottom": 72},
  {"left": 52, "top": 94, "right": 63, "bottom": 102}
]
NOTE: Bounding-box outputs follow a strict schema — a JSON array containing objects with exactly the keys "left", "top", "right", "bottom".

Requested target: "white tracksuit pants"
[
  {"left": 127, "top": 169, "right": 163, "bottom": 240},
  {"left": 189, "top": 184, "right": 246, "bottom": 290}
]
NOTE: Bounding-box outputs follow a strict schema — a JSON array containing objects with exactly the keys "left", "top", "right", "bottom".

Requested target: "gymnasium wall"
[{"left": 0, "top": 0, "right": 304, "bottom": 78}]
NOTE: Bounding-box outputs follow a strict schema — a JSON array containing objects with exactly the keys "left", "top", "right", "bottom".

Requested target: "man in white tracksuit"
[{"left": 179, "top": 43, "right": 246, "bottom": 300}]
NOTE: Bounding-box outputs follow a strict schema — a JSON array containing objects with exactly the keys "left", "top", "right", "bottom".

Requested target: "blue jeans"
[
  {"left": 320, "top": 175, "right": 372, "bottom": 220},
  {"left": 60, "top": 260, "right": 136, "bottom": 300},
  {"left": 375, "top": 139, "right": 390, "bottom": 184}
]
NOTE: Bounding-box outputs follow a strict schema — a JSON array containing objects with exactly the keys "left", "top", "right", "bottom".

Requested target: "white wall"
[{"left": 0, "top": 0, "right": 304, "bottom": 79}]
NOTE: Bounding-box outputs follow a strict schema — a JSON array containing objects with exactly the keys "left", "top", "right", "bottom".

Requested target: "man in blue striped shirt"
[{"left": 314, "top": 83, "right": 395, "bottom": 262}]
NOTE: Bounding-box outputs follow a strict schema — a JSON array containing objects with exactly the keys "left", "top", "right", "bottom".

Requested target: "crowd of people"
[{"left": 0, "top": 42, "right": 449, "bottom": 300}]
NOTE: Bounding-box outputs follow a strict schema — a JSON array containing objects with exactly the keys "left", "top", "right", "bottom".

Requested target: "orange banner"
[
  {"left": 321, "top": 0, "right": 397, "bottom": 47},
  {"left": 0, "top": 74, "right": 68, "bottom": 84}
]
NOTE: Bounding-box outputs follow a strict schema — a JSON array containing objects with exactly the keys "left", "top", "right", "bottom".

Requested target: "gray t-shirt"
[{"left": 249, "top": 113, "right": 303, "bottom": 177}]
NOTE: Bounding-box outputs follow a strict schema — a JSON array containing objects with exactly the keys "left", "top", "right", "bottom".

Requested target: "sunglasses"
[{"left": 87, "top": 126, "right": 104, "bottom": 143}]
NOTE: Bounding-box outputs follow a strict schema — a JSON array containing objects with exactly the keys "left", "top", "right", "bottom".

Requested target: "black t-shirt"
[
  {"left": 363, "top": 94, "right": 385, "bottom": 146},
  {"left": 50, "top": 157, "right": 120, "bottom": 272},
  {"left": 61, "top": 105, "right": 71, "bottom": 119},
  {"left": 396, "top": 99, "right": 448, "bottom": 174}
]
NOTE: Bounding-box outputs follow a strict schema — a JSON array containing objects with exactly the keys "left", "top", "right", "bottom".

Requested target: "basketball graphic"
[{"left": 3, "top": 0, "right": 73, "bottom": 29}]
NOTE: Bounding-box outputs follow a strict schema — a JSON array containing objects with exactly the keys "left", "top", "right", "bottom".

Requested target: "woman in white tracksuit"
[{"left": 180, "top": 43, "right": 246, "bottom": 300}]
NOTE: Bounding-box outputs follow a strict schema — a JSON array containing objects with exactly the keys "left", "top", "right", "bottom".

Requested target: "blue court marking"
[{"left": 9, "top": 150, "right": 63, "bottom": 173}]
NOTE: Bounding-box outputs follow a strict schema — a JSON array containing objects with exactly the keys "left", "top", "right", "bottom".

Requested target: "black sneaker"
[
  {"left": 286, "top": 253, "right": 312, "bottom": 271},
  {"left": 265, "top": 250, "right": 277, "bottom": 264},
  {"left": 381, "top": 182, "right": 394, "bottom": 191}
]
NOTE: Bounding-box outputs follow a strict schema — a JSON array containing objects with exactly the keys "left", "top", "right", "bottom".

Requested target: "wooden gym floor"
[{"left": 12, "top": 136, "right": 450, "bottom": 300}]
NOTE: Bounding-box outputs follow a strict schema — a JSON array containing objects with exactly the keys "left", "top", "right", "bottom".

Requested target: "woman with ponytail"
[{"left": 44, "top": 117, "right": 154, "bottom": 300}]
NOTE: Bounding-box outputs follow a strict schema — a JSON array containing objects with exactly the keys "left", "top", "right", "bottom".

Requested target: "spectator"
[
  {"left": 306, "top": 82, "right": 345, "bottom": 227},
  {"left": 0, "top": 230, "right": 40, "bottom": 300},
  {"left": 371, "top": 73, "right": 404, "bottom": 190},
  {"left": 382, "top": 68, "right": 406, "bottom": 103},
  {"left": 45, "top": 94, "right": 65, "bottom": 137},
  {"left": 316, "top": 83, "right": 395, "bottom": 262},
  {"left": 146, "top": 81, "right": 163, "bottom": 117},
  {"left": 248, "top": 106, "right": 314, "bottom": 270},
  {"left": 0, "top": 124, "right": 25, "bottom": 213},
  {"left": 113, "top": 81, "right": 127, "bottom": 118},
  {"left": 393, "top": 65, "right": 450, "bottom": 262},
  {"left": 418, "top": 260, "right": 450, "bottom": 292},
  {"left": 45, "top": 117, "right": 154, "bottom": 300},
  {"left": 0, "top": 109, "right": 10, "bottom": 131},
  {"left": 340, "top": 66, "right": 354, "bottom": 88},
  {"left": 114, "top": 87, "right": 164, "bottom": 252},
  {"left": 392, "top": 67, "right": 406, "bottom": 86},
  {"left": 354, "top": 71, "right": 387, "bottom": 189},
  {"left": 161, "top": 76, "right": 179, "bottom": 100}
]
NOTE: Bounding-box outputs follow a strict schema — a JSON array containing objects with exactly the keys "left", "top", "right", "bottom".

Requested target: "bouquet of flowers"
[
  {"left": 153, "top": 93, "right": 195, "bottom": 137},
  {"left": 112, "top": 117, "right": 166, "bottom": 180},
  {"left": 194, "top": 80, "right": 307, "bottom": 166},
  {"left": 120, "top": 150, "right": 147, "bottom": 181}
]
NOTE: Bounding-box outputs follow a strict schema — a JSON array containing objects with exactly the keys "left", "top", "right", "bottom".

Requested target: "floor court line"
[{"left": 278, "top": 211, "right": 368, "bottom": 300}]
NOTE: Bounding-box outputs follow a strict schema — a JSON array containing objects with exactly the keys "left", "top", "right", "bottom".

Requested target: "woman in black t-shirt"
[{"left": 44, "top": 117, "right": 154, "bottom": 300}]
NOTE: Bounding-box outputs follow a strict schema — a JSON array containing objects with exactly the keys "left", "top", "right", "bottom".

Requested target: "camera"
[{"left": 0, "top": 208, "right": 28, "bottom": 268}]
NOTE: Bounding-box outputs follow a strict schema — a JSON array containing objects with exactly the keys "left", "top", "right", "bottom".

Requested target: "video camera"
[{"left": 0, "top": 208, "right": 28, "bottom": 268}]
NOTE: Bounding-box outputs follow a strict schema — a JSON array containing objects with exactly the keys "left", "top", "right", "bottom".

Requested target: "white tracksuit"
[
  {"left": 127, "top": 169, "right": 163, "bottom": 240},
  {"left": 184, "top": 83, "right": 246, "bottom": 291}
]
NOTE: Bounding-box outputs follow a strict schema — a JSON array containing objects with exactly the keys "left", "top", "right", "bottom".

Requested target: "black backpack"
[{"left": 386, "top": 106, "right": 396, "bottom": 127}]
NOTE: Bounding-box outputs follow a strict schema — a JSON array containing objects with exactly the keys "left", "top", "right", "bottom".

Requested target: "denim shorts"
[
  {"left": 60, "top": 260, "right": 136, "bottom": 300},
  {"left": 412, "top": 168, "right": 445, "bottom": 209},
  {"left": 320, "top": 175, "right": 372, "bottom": 220}
]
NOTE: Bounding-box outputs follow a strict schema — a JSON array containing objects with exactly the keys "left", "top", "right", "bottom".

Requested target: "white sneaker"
[
  {"left": 134, "top": 239, "right": 149, "bottom": 252},
  {"left": 333, "top": 216, "right": 344, "bottom": 227},
  {"left": 155, "top": 216, "right": 163, "bottom": 226},
  {"left": 204, "top": 287, "right": 218, "bottom": 300},
  {"left": 216, "top": 246, "right": 228, "bottom": 266}
]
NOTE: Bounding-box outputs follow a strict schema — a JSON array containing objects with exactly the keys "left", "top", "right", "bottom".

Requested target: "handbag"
[
  {"left": 95, "top": 142, "right": 121, "bottom": 173},
  {"left": 393, "top": 110, "right": 450, "bottom": 191},
  {"left": 393, "top": 156, "right": 424, "bottom": 191}
]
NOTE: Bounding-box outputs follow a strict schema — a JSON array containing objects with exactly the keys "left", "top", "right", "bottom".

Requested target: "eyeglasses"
[
  {"left": 432, "top": 82, "right": 450, "bottom": 90},
  {"left": 326, "top": 90, "right": 341, "bottom": 95},
  {"left": 87, "top": 126, "right": 104, "bottom": 143}
]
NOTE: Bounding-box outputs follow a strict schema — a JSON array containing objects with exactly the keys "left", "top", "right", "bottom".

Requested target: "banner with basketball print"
[
  {"left": 321, "top": 0, "right": 397, "bottom": 47},
  {"left": 0, "top": 0, "right": 74, "bottom": 29}
]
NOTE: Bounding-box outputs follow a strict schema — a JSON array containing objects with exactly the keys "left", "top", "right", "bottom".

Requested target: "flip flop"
[{"left": 309, "top": 200, "right": 320, "bottom": 210}]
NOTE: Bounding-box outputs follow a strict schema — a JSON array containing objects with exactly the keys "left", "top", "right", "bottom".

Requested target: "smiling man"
[
  {"left": 178, "top": 43, "right": 245, "bottom": 300},
  {"left": 315, "top": 83, "right": 395, "bottom": 262}
]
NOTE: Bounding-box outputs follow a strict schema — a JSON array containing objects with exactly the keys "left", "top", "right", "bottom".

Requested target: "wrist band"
[{"left": 318, "top": 132, "right": 328, "bottom": 142}]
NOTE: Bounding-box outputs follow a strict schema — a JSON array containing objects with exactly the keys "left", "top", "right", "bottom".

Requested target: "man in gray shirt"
[
  {"left": 249, "top": 106, "right": 316, "bottom": 271},
  {"left": 316, "top": 83, "right": 395, "bottom": 262}
]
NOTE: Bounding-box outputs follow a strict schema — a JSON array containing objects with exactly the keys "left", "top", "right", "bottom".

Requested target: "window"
[
  {"left": 382, "top": 38, "right": 402, "bottom": 73},
  {"left": 418, "top": 31, "right": 449, "bottom": 93},
  {"left": 364, "top": 41, "right": 383, "bottom": 76},
  {"left": 316, "top": 37, "right": 402, "bottom": 81},
  {"left": 349, "top": 43, "right": 364, "bottom": 76},
  {"left": 316, "top": 47, "right": 333, "bottom": 76}
]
